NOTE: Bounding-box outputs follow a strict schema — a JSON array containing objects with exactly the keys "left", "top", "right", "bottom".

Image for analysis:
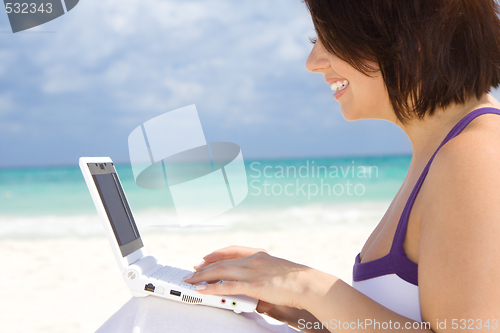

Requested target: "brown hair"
[{"left": 304, "top": 0, "right": 500, "bottom": 123}]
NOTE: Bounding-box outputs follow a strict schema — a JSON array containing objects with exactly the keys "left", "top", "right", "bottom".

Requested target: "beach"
[
  {"left": 0, "top": 223, "right": 378, "bottom": 333},
  {"left": 0, "top": 156, "right": 406, "bottom": 332}
]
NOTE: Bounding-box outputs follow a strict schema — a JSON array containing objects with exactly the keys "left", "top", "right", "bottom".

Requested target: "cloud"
[
  {"left": 0, "top": 0, "right": 412, "bottom": 167},
  {"left": 1, "top": 0, "right": 316, "bottom": 118}
]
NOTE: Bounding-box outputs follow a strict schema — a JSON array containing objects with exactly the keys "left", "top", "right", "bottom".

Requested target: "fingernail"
[
  {"left": 183, "top": 273, "right": 194, "bottom": 281},
  {"left": 196, "top": 284, "right": 207, "bottom": 291},
  {"left": 193, "top": 261, "right": 204, "bottom": 269}
]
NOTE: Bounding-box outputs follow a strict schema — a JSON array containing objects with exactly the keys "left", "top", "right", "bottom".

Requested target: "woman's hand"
[
  {"left": 193, "top": 245, "right": 268, "bottom": 271},
  {"left": 184, "top": 249, "right": 313, "bottom": 310},
  {"left": 192, "top": 246, "right": 275, "bottom": 312}
]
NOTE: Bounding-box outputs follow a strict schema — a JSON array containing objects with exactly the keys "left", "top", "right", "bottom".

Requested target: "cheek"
[
  {"left": 329, "top": 56, "right": 351, "bottom": 76},
  {"left": 355, "top": 74, "right": 388, "bottom": 105},
  {"left": 343, "top": 76, "right": 391, "bottom": 120},
  {"left": 371, "top": 78, "right": 391, "bottom": 111}
]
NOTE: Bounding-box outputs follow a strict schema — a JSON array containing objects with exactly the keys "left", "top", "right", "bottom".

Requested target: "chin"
[
  {"left": 339, "top": 107, "right": 367, "bottom": 122},
  {"left": 340, "top": 104, "right": 386, "bottom": 122}
]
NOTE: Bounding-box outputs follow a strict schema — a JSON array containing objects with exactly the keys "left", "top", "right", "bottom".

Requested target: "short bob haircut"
[{"left": 304, "top": 0, "right": 500, "bottom": 123}]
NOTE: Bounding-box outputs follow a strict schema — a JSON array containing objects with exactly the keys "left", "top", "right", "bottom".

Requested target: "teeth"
[{"left": 330, "top": 80, "right": 349, "bottom": 92}]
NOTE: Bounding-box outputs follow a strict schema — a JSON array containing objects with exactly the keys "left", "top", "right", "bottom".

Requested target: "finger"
[
  {"left": 193, "top": 261, "right": 208, "bottom": 271},
  {"left": 195, "top": 280, "right": 251, "bottom": 296},
  {"left": 185, "top": 266, "right": 232, "bottom": 285},
  {"left": 195, "top": 246, "right": 268, "bottom": 270},
  {"left": 186, "top": 261, "right": 249, "bottom": 284},
  {"left": 256, "top": 300, "right": 274, "bottom": 313},
  {"left": 194, "top": 248, "right": 239, "bottom": 270}
]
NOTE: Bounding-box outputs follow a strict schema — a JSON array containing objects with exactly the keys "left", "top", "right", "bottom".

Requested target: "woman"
[{"left": 185, "top": 0, "right": 500, "bottom": 331}]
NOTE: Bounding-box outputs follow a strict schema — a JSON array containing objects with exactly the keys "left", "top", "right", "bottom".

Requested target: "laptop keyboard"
[{"left": 144, "top": 265, "right": 197, "bottom": 290}]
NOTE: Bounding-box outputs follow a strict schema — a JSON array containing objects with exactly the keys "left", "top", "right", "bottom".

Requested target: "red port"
[{"left": 221, "top": 298, "right": 226, "bottom": 304}]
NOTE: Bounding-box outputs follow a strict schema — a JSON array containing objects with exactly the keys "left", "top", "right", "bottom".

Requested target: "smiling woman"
[{"left": 97, "top": 1, "right": 500, "bottom": 332}]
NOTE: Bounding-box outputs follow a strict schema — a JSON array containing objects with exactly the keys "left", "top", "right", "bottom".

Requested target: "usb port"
[{"left": 170, "top": 290, "right": 181, "bottom": 297}]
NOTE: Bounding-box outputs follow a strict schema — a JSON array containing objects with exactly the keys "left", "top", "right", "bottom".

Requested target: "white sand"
[{"left": 0, "top": 225, "right": 376, "bottom": 333}]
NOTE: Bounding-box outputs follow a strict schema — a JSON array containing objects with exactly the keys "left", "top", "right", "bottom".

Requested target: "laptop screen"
[{"left": 89, "top": 163, "right": 143, "bottom": 257}]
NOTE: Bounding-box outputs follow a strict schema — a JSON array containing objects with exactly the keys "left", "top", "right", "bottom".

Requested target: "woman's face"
[{"left": 305, "top": 39, "right": 395, "bottom": 122}]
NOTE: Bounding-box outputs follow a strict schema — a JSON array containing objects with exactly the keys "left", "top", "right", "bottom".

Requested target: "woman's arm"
[
  {"left": 297, "top": 270, "right": 431, "bottom": 332},
  {"left": 417, "top": 129, "right": 500, "bottom": 328},
  {"left": 187, "top": 251, "right": 433, "bottom": 332}
]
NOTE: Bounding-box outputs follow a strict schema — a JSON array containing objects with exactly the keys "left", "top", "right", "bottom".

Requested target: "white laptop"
[{"left": 79, "top": 157, "right": 258, "bottom": 313}]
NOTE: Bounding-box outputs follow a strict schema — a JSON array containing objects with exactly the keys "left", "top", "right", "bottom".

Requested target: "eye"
[{"left": 309, "top": 36, "right": 317, "bottom": 45}]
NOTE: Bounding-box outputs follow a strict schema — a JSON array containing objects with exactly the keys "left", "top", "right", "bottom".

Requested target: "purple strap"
[{"left": 353, "top": 107, "right": 500, "bottom": 286}]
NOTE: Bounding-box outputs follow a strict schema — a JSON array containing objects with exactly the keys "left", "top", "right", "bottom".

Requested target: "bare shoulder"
[
  {"left": 418, "top": 113, "right": 500, "bottom": 322},
  {"left": 431, "top": 112, "right": 500, "bottom": 184},
  {"left": 424, "top": 112, "right": 500, "bottom": 228}
]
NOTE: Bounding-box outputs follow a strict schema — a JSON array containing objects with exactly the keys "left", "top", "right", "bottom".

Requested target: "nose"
[{"left": 305, "top": 40, "right": 330, "bottom": 73}]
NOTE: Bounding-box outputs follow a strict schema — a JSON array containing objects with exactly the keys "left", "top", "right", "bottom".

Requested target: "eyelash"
[{"left": 309, "top": 37, "right": 317, "bottom": 45}]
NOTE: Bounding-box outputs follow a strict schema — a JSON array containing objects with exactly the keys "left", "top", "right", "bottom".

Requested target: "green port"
[{"left": 232, "top": 301, "right": 237, "bottom": 306}]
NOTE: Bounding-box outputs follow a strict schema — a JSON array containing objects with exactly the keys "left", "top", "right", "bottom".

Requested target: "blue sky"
[{"left": 3, "top": 0, "right": 487, "bottom": 168}]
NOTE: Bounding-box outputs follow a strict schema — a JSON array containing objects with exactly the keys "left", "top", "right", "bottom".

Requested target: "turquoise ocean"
[{"left": 0, "top": 155, "right": 411, "bottom": 239}]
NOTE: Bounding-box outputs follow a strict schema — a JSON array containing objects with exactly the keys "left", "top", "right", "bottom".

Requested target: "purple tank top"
[{"left": 353, "top": 107, "right": 500, "bottom": 286}]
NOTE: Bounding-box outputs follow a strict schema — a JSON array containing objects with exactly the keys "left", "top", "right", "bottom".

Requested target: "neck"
[{"left": 395, "top": 94, "right": 497, "bottom": 173}]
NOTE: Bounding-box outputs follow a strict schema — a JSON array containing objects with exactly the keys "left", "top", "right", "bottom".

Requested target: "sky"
[{"left": 2, "top": 0, "right": 493, "bottom": 168}]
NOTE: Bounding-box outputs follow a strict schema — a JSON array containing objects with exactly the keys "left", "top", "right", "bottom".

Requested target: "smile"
[{"left": 331, "top": 80, "right": 349, "bottom": 92}]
